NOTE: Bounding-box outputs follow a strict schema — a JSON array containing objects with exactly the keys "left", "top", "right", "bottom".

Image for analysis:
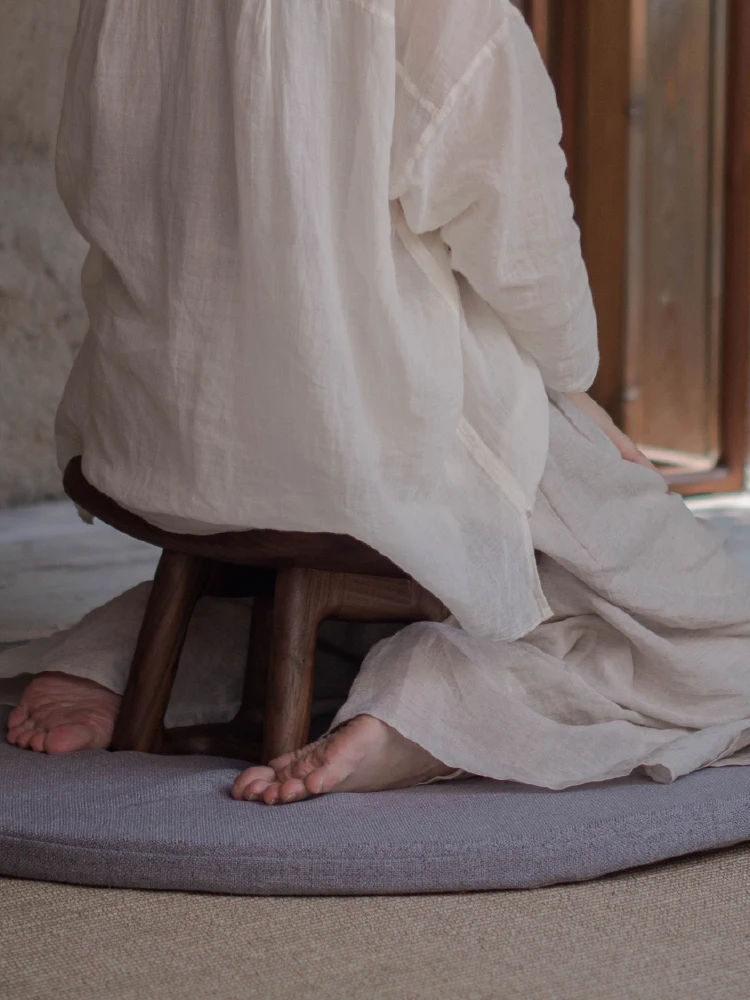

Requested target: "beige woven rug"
[{"left": 3, "top": 845, "right": 749, "bottom": 1000}]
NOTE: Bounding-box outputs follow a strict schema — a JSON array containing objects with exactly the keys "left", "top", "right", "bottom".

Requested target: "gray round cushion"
[{"left": 2, "top": 707, "right": 750, "bottom": 896}]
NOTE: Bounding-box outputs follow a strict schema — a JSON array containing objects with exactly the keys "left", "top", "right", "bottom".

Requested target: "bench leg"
[
  {"left": 111, "top": 549, "right": 211, "bottom": 753},
  {"left": 263, "top": 568, "right": 332, "bottom": 762}
]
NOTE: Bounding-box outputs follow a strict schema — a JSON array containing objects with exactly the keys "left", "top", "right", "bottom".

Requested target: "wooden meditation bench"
[{"left": 63, "top": 458, "right": 447, "bottom": 764}]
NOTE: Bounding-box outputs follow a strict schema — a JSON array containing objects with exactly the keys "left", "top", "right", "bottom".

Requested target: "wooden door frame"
[
  {"left": 524, "top": 0, "right": 750, "bottom": 496},
  {"left": 707, "top": 0, "right": 750, "bottom": 495}
]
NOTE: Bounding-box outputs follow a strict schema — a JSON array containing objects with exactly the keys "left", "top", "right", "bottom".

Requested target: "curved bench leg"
[{"left": 111, "top": 549, "right": 211, "bottom": 753}]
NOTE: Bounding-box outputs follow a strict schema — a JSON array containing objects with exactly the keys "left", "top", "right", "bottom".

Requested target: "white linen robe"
[{"left": 54, "top": 0, "right": 598, "bottom": 641}]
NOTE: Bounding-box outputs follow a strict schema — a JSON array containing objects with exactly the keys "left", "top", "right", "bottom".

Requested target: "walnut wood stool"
[{"left": 63, "top": 458, "right": 447, "bottom": 764}]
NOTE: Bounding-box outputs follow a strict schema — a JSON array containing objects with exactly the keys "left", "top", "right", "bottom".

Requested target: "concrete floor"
[{"left": 1, "top": 492, "right": 749, "bottom": 644}]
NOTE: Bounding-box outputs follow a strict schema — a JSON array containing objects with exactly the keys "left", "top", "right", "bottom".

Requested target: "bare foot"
[
  {"left": 232, "top": 714, "right": 454, "bottom": 805},
  {"left": 5, "top": 671, "right": 120, "bottom": 754}
]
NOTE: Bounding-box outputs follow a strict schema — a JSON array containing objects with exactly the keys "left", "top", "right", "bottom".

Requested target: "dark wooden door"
[{"left": 520, "top": 0, "right": 750, "bottom": 496}]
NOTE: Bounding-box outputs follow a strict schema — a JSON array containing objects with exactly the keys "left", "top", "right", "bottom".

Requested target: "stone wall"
[{"left": 0, "top": 0, "right": 87, "bottom": 508}]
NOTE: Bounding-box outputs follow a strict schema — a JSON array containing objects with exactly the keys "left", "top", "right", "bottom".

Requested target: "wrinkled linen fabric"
[
  {"left": 54, "top": 0, "right": 597, "bottom": 641},
  {"left": 330, "top": 395, "right": 750, "bottom": 787},
  {"left": 4, "top": 396, "right": 750, "bottom": 788}
]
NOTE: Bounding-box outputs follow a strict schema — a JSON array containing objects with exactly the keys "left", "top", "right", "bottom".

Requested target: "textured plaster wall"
[{"left": 0, "top": 0, "right": 87, "bottom": 508}]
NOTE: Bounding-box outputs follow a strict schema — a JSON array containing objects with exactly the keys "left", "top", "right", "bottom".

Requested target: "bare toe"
[
  {"left": 15, "top": 728, "right": 37, "bottom": 750},
  {"left": 29, "top": 731, "right": 47, "bottom": 753},
  {"left": 7, "top": 705, "right": 29, "bottom": 729},
  {"left": 232, "top": 765, "right": 276, "bottom": 800},
  {"left": 304, "top": 767, "right": 338, "bottom": 796},
  {"left": 278, "top": 778, "right": 309, "bottom": 804},
  {"left": 262, "top": 783, "right": 282, "bottom": 806}
]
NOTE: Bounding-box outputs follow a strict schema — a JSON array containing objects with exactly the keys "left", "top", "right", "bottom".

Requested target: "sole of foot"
[
  {"left": 231, "top": 713, "right": 454, "bottom": 805},
  {"left": 5, "top": 671, "right": 121, "bottom": 754}
]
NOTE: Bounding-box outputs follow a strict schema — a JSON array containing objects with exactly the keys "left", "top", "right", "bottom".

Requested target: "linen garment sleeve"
[{"left": 395, "top": 9, "right": 599, "bottom": 394}]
